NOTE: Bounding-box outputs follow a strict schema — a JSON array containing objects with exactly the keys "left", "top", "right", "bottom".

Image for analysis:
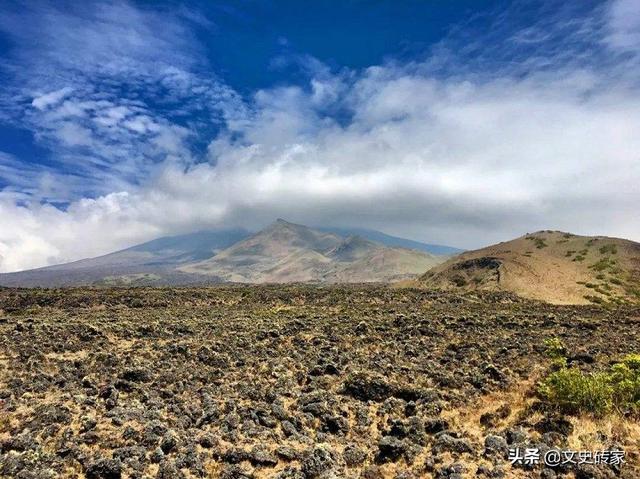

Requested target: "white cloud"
[
  {"left": 31, "top": 87, "right": 74, "bottom": 110},
  {"left": 2, "top": 61, "right": 640, "bottom": 272},
  {"left": 1, "top": 1, "right": 640, "bottom": 272},
  {"left": 55, "top": 122, "right": 94, "bottom": 147},
  {"left": 0, "top": 1, "right": 244, "bottom": 197},
  {"left": 606, "top": 0, "right": 640, "bottom": 51}
]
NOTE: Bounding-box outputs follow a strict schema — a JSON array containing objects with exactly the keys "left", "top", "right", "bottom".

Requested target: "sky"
[{"left": 0, "top": 0, "right": 639, "bottom": 272}]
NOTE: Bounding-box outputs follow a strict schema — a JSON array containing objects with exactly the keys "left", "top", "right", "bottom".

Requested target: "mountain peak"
[
  {"left": 267, "top": 218, "right": 300, "bottom": 230},
  {"left": 276, "top": 218, "right": 301, "bottom": 226}
]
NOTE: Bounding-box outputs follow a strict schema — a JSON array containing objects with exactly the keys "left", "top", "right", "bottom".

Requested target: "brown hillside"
[
  {"left": 419, "top": 230, "right": 640, "bottom": 305},
  {"left": 180, "top": 219, "right": 444, "bottom": 283}
]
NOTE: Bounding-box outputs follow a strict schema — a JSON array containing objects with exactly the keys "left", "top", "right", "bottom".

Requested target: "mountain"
[
  {"left": 418, "top": 230, "right": 640, "bottom": 305},
  {"left": 318, "top": 226, "right": 463, "bottom": 255},
  {"left": 180, "top": 219, "right": 443, "bottom": 283},
  {"left": 0, "top": 229, "right": 250, "bottom": 287},
  {"left": 0, "top": 220, "right": 445, "bottom": 286}
]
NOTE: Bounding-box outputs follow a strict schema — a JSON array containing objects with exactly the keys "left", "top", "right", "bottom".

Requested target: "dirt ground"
[{"left": 0, "top": 286, "right": 638, "bottom": 478}]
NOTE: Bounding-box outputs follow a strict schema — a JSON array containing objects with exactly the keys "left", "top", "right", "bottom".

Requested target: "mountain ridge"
[
  {"left": 180, "top": 219, "right": 442, "bottom": 283},
  {"left": 318, "top": 226, "right": 463, "bottom": 255},
  {"left": 0, "top": 220, "right": 446, "bottom": 286}
]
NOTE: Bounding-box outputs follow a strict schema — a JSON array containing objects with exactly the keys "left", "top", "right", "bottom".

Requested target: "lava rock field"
[{"left": 0, "top": 286, "right": 638, "bottom": 478}]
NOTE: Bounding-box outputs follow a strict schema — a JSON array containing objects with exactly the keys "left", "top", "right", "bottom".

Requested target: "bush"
[
  {"left": 539, "top": 368, "right": 613, "bottom": 414},
  {"left": 599, "top": 244, "right": 618, "bottom": 255},
  {"left": 539, "top": 354, "right": 640, "bottom": 416},
  {"left": 543, "top": 337, "right": 566, "bottom": 359},
  {"left": 610, "top": 355, "right": 640, "bottom": 409},
  {"left": 590, "top": 258, "right": 614, "bottom": 272},
  {"left": 525, "top": 236, "right": 547, "bottom": 249}
]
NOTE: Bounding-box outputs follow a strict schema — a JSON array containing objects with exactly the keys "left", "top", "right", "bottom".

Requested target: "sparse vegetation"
[
  {"left": 584, "top": 294, "right": 605, "bottom": 304},
  {"left": 526, "top": 236, "right": 548, "bottom": 249},
  {"left": 590, "top": 257, "right": 617, "bottom": 272},
  {"left": 599, "top": 244, "right": 618, "bottom": 255},
  {"left": 572, "top": 249, "right": 589, "bottom": 262},
  {"left": 544, "top": 337, "right": 566, "bottom": 359},
  {"left": 1, "top": 286, "right": 639, "bottom": 477}
]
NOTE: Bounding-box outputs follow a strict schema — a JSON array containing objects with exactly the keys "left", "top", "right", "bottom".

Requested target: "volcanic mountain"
[
  {"left": 180, "top": 219, "right": 442, "bottom": 283},
  {"left": 0, "top": 220, "right": 446, "bottom": 286},
  {"left": 419, "top": 230, "right": 640, "bottom": 305}
]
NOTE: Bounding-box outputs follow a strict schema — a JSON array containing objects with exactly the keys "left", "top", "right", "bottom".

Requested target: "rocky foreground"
[{"left": 0, "top": 286, "right": 638, "bottom": 479}]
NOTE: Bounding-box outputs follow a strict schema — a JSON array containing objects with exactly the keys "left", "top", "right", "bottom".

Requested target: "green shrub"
[
  {"left": 539, "top": 353, "right": 640, "bottom": 416},
  {"left": 544, "top": 337, "right": 566, "bottom": 359},
  {"left": 539, "top": 368, "right": 613, "bottom": 414},
  {"left": 590, "top": 258, "right": 614, "bottom": 272},
  {"left": 525, "top": 236, "right": 548, "bottom": 249},
  {"left": 599, "top": 244, "right": 618, "bottom": 255},
  {"left": 584, "top": 294, "right": 604, "bottom": 304}
]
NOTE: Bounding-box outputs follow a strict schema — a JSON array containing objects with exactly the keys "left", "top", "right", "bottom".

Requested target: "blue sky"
[{"left": 0, "top": 0, "right": 639, "bottom": 272}]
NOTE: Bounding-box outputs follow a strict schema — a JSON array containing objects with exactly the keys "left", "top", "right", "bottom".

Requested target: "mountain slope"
[
  {"left": 419, "top": 230, "right": 640, "bottom": 305},
  {"left": 0, "top": 220, "right": 445, "bottom": 286},
  {"left": 180, "top": 219, "right": 443, "bottom": 283},
  {"left": 0, "top": 229, "right": 250, "bottom": 287},
  {"left": 319, "top": 226, "right": 463, "bottom": 255}
]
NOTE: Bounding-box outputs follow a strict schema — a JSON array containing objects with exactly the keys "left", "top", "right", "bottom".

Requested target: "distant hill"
[
  {"left": 318, "top": 226, "right": 463, "bottom": 255},
  {"left": 0, "top": 229, "right": 251, "bottom": 287},
  {"left": 418, "top": 230, "right": 640, "bottom": 305},
  {"left": 0, "top": 220, "right": 446, "bottom": 286},
  {"left": 180, "top": 219, "right": 443, "bottom": 283}
]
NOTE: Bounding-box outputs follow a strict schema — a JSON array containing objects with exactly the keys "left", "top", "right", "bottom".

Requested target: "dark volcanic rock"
[
  {"left": 85, "top": 458, "right": 122, "bottom": 479},
  {"left": 376, "top": 436, "right": 407, "bottom": 463},
  {"left": 1, "top": 286, "right": 638, "bottom": 478},
  {"left": 343, "top": 374, "right": 393, "bottom": 401},
  {"left": 432, "top": 434, "right": 473, "bottom": 454},
  {"left": 301, "top": 446, "right": 334, "bottom": 477}
]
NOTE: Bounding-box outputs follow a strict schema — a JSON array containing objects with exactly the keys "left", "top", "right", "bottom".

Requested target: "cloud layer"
[{"left": 1, "top": 0, "right": 639, "bottom": 272}]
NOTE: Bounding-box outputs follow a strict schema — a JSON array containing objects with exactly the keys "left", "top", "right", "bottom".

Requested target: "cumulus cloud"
[{"left": 0, "top": 0, "right": 639, "bottom": 272}]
